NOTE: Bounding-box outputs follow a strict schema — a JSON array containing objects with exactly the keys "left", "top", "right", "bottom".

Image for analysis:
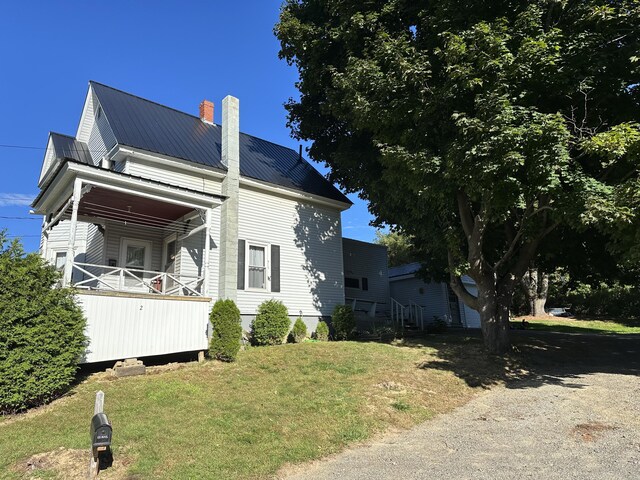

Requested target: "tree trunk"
[
  {"left": 532, "top": 297, "right": 547, "bottom": 317},
  {"left": 522, "top": 268, "right": 549, "bottom": 317},
  {"left": 476, "top": 282, "right": 512, "bottom": 355}
]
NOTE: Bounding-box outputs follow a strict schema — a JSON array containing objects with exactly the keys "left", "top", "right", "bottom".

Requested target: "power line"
[
  {"left": 0, "top": 144, "right": 43, "bottom": 150},
  {"left": 0, "top": 143, "right": 110, "bottom": 154},
  {"left": 0, "top": 216, "right": 39, "bottom": 220}
]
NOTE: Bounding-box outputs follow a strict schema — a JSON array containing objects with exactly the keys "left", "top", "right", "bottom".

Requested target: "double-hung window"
[{"left": 248, "top": 244, "right": 267, "bottom": 289}]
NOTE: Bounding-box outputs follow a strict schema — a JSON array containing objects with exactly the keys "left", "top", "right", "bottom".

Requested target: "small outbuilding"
[{"left": 389, "top": 263, "right": 481, "bottom": 329}]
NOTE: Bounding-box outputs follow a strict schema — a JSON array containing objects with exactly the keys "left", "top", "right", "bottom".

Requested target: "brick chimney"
[{"left": 199, "top": 100, "right": 214, "bottom": 124}]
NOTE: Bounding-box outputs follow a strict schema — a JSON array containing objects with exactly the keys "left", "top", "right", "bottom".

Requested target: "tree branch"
[
  {"left": 456, "top": 190, "right": 474, "bottom": 240},
  {"left": 448, "top": 251, "right": 479, "bottom": 310}
]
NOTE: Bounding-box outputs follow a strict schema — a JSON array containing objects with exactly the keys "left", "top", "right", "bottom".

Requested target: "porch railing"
[
  {"left": 390, "top": 297, "right": 405, "bottom": 329},
  {"left": 71, "top": 261, "right": 204, "bottom": 297},
  {"left": 408, "top": 301, "right": 425, "bottom": 330}
]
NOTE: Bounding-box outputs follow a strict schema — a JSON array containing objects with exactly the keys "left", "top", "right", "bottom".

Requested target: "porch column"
[
  {"left": 203, "top": 208, "right": 212, "bottom": 296},
  {"left": 63, "top": 178, "right": 82, "bottom": 286}
]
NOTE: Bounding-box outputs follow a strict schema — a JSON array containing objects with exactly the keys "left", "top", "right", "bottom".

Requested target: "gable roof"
[
  {"left": 90, "top": 81, "right": 351, "bottom": 204},
  {"left": 49, "top": 132, "right": 93, "bottom": 165}
]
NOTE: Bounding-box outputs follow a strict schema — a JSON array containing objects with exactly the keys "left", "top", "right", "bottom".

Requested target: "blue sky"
[{"left": 0, "top": 1, "right": 378, "bottom": 252}]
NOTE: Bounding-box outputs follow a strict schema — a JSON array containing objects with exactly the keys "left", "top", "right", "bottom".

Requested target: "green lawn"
[
  {"left": 512, "top": 316, "right": 640, "bottom": 335},
  {"left": 0, "top": 340, "right": 483, "bottom": 480}
]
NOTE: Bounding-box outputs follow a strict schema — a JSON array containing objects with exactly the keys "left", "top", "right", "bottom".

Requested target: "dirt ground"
[{"left": 281, "top": 331, "right": 640, "bottom": 480}]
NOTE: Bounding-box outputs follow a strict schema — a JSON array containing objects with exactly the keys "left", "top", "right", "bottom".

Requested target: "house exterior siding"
[
  {"left": 342, "top": 238, "right": 390, "bottom": 314},
  {"left": 236, "top": 185, "right": 345, "bottom": 329},
  {"left": 78, "top": 292, "right": 210, "bottom": 363},
  {"left": 390, "top": 277, "right": 450, "bottom": 322},
  {"left": 126, "top": 158, "right": 222, "bottom": 195},
  {"left": 87, "top": 103, "right": 117, "bottom": 165}
]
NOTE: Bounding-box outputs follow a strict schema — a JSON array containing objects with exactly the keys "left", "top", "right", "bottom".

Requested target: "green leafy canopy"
[{"left": 276, "top": 0, "right": 640, "bottom": 352}]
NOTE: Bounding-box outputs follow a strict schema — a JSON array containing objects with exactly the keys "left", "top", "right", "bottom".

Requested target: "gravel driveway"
[{"left": 283, "top": 332, "right": 640, "bottom": 480}]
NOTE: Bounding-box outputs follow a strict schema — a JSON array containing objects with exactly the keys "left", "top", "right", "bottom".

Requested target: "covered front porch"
[
  {"left": 35, "top": 161, "right": 223, "bottom": 297},
  {"left": 33, "top": 160, "right": 224, "bottom": 362}
]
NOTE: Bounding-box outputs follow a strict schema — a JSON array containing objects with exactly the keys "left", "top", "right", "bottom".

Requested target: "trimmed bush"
[
  {"left": 331, "top": 305, "right": 356, "bottom": 340},
  {"left": 290, "top": 317, "right": 307, "bottom": 343},
  {"left": 209, "top": 299, "right": 242, "bottom": 362},
  {"left": 251, "top": 299, "right": 291, "bottom": 346},
  {"left": 315, "top": 320, "right": 329, "bottom": 341},
  {"left": 0, "top": 236, "right": 87, "bottom": 414}
]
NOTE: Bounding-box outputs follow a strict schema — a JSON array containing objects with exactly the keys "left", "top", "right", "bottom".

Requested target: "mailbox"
[{"left": 90, "top": 412, "right": 112, "bottom": 457}]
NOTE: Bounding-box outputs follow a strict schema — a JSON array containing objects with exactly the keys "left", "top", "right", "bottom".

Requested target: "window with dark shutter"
[
  {"left": 271, "top": 245, "right": 280, "bottom": 292},
  {"left": 362, "top": 277, "right": 369, "bottom": 291},
  {"left": 237, "top": 239, "right": 245, "bottom": 290}
]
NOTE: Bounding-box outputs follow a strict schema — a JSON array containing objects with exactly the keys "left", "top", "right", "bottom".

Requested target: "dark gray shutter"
[
  {"left": 237, "top": 239, "right": 245, "bottom": 290},
  {"left": 271, "top": 245, "right": 280, "bottom": 292}
]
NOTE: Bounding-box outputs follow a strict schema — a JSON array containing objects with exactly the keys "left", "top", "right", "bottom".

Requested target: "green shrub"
[
  {"left": 209, "top": 299, "right": 242, "bottom": 362},
  {"left": 0, "top": 235, "right": 86, "bottom": 414},
  {"left": 315, "top": 320, "right": 330, "bottom": 341},
  {"left": 251, "top": 299, "right": 291, "bottom": 346},
  {"left": 289, "top": 317, "right": 307, "bottom": 343},
  {"left": 331, "top": 305, "right": 356, "bottom": 340},
  {"left": 564, "top": 282, "right": 640, "bottom": 318}
]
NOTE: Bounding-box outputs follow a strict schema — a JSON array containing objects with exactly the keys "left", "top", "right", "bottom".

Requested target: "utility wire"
[
  {"left": 0, "top": 216, "right": 39, "bottom": 220},
  {"left": 0, "top": 143, "right": 113, "bottom": 154}
]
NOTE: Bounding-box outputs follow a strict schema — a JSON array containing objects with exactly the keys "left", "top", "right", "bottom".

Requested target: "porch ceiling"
[{"left": 79, "top": 187, "right": 194, "bottom": 227}]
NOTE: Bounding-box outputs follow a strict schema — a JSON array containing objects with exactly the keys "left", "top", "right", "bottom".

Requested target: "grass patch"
[
  {"left": 513, "top": 316, "right": 640, "bottom": 335},
  {"left": 0, "top": 341, "right": 483, "bottom": 480}
]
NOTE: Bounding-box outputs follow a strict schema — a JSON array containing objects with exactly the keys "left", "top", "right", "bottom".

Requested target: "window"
[
  {"left": 125, "top": 245, "right": 146, "bottom": 269},
  {"left": 361, "top": 277, "right": 369, "bottom": 291},
  {"left": 96, "top": 105, "right": 102, "bottom": 119},
  {"left": 248, "top": 244, "right": 266, "bottom": 289},
  {"left": 54, "top": 252, "right": 66, "bottom": 271},
  {"left": 119, "top": 238, "right": 152, "bottom": 272},
  {"left": 345, "top": 277, "right": 360, "bottom": 289}
]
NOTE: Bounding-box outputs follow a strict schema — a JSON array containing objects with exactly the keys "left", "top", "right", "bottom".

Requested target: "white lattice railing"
[{"left": 71, "top": 262, "right": 204, "bottom": 297}]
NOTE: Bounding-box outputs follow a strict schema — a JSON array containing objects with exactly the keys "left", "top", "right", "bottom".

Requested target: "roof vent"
[{"left": 199, "top": 100, "right": 214, "bottom": 125}]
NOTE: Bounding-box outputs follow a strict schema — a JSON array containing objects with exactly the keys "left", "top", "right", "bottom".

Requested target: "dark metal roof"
[
  {"left": 90, "top": 82, "right": 351, "bottom": 204},
  {"left": 50, "top": 132, "right": 93, "bottom": 165}
]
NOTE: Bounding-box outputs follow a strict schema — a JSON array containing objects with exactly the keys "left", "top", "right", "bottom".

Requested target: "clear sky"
[{"left": 0, "top": 1, "right": 378, "bottom": 253}]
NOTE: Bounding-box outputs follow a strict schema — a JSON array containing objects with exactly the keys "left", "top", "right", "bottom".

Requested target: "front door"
[{"left": 119, "top": 238, "right": 152, "bottom": 291}]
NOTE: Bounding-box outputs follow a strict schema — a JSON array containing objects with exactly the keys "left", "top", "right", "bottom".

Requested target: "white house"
[
  {"left": 389, "top": 263, "right": 481, "bottom": 329},
  {"left": 33, "top": 81, "right": 391, "bottom": 363}
]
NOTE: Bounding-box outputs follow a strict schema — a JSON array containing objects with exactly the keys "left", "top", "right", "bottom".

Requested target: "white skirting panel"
[{"left": 77, "top": 292, "right": 211, "bottom": 363}]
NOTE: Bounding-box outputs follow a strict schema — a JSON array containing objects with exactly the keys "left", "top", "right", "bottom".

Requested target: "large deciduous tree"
[{"left": 276, "top": 1, "right": 640, "bottom": 353}]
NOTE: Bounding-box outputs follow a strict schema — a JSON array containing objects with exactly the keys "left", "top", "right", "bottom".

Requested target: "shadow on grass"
[
  {"left": 509, "top": 322, "right": 614, "bottom": 335},
  {"left": 396, "top": 330, "right": 640, "bottom": 391}
]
